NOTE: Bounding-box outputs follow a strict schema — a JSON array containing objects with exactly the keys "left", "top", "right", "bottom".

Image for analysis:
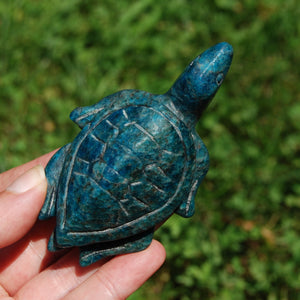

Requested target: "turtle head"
[{"left": 167, "top": 42, "right": 233, "bottom": 126}]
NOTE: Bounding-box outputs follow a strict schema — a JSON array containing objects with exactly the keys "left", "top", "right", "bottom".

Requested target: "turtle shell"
[{"left": 54, "top": 94, "right": 196, "bottom": 248}]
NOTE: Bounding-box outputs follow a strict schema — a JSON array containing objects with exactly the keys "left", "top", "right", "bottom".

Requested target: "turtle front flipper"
[
  {"left": 79, "top": 228, "right": 154, "bottom": 267},
  {"left": 69, "top": 105, "right": 100, "bottom": 129},
  {"left": 39, "top": 143, "right": 71, "bottom": 220},
  {"left": 70, "top": 90, "right": 136, "bottom": 129},
  {"left": 69, "top": 93, "right": 114, "bottom": 128},
  {"left": 175, "top": 188, "right": 196, "bottom": 218},
  {"left": 175, "top": 133, "right": 209, "bottom": 218}
]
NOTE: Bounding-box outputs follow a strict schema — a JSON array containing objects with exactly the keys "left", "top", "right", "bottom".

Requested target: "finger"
[
  {"left": 0, "top": 285, "right": 11, "bottom": 300},
  {"left": 0, "top": 155, "right": 69, "bottom": 294},
  {"left": 0, "top": 218, "right": 62, "bottom": 296},
  {"left": 15, "top": 249, "right": 106, "bottom": 300},
  {"left": 0, "top": 166, "right": 47, "bottom": 248},
  {"left": 63, "top": 240, "right": 166, "bottom": 300},
  {"left": 0, "top": 150, "right": 57, "bottom": 192}
]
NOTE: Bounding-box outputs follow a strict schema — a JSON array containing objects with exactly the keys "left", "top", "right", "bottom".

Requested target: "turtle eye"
[{"left": 216, "top": 73, "right": 224, "bottom": 86}]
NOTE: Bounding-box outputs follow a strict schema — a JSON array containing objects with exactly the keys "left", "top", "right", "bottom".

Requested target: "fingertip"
[
  {"left": 6, "top": 165, "right": 46, "bottom": 194},
  {"left": 0, "top": 167, "right": 47, "bottom": 248},
  {"left": 132, "top": 239, "right": 166, "bottom": 273},
  {"left": 150, "top": 239, "right": 167, "bottom": 266}
]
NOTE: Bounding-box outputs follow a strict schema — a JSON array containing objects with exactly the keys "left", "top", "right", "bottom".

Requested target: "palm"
[{"left": 0, "top": 152, "right": 165, "bottom": 299}]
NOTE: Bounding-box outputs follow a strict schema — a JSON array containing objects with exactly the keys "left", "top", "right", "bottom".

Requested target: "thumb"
[{"left": 0, "top": 165, "right": 47, "bottom": 248}]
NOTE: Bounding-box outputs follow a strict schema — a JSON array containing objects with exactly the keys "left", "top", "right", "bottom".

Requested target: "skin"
[{"left": 0, "top": 151, "right": 166, "bottom": 300}]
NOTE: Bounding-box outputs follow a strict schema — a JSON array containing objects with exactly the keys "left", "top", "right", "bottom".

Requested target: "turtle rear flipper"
[
  {"left": 79, "top": 228, "right": 154, "bottom": 267},
  {"left": 47, "top": 230, "right": 65, "bottom": 252},
  {"left": 39, "top": 143, "right": 71, "bottom": 220}
]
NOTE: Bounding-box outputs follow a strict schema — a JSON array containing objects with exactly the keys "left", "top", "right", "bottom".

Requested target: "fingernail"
[{"left": 6, "top": 165, "right": 46, "bottom": 194}]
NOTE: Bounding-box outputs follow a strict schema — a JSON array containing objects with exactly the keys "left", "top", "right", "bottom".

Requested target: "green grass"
[{"left": 1, "top": 1, "right": 299, "bottom": 299}]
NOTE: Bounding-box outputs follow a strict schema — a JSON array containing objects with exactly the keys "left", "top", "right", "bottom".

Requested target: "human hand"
[{"left": 0, "top": 151, "right": 166, "bottom": 299}]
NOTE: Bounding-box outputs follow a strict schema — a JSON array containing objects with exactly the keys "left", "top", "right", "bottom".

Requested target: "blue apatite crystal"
[{"left": 39, "top": 42, "right": 233, "bottom": 266}]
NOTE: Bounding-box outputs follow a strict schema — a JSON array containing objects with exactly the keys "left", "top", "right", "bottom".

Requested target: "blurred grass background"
[{"left": 0, "top": 0, "right": 299, "bottom": 299}]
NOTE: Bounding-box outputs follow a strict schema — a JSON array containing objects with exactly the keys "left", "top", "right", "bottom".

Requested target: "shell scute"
[{"left": 77, "top": 133, "right": 106, "bottom": 162}]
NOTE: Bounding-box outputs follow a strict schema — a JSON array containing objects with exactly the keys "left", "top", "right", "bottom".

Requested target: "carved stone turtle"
[{"left": 39, "top": 42, "right": 233, "bottom": 266}]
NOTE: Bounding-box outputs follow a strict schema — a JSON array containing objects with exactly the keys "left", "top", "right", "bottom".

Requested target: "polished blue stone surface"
[{"left": 39, "top": 42, "right": 233, "bottom": 266}]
